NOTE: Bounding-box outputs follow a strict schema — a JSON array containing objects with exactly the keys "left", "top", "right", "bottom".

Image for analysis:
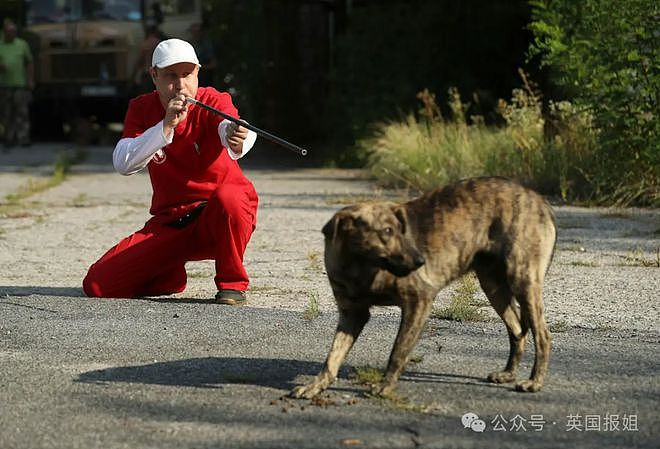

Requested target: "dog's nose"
[{"left": 414, "top": 255, "right": 426, "bottom": 267}]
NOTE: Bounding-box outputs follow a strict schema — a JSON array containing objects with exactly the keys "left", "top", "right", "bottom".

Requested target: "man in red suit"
[{"left": 83, "top": 39, "right": 258, "bottom": 305}]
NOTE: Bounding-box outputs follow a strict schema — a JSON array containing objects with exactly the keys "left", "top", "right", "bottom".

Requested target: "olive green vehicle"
[{"left": 18, "top": 0, "right": 201, "bottom": 140}]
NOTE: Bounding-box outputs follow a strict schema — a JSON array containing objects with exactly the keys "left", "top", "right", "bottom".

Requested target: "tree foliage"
[{"left": 528, "top": 0, "right": 659, "bottom": 205}]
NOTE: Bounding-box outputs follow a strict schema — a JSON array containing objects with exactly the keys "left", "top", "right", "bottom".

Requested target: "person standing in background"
[{"left": 0, "top": 18, "right": 34, "bottom": 150}]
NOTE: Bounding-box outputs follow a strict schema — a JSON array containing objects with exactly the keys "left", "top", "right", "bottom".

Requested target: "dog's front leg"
[
  {"left": 291, "top": 307, "right": 370, "bottom": 399},
  {"left": 375, "top": 295, "right": 433, "bottom": 397}
]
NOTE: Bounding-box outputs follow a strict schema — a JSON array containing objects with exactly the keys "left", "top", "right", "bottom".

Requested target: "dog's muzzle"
[{"left": 380, "top": 253, "right": 426, "bottom": 277}]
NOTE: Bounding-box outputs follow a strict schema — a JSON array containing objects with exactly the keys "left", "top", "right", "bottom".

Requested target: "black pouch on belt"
[{"left": 166, "top": 201, "right": 208, "bottom": 229}]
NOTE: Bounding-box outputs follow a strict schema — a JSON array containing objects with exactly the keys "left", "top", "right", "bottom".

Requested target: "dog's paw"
[
  {"left": 487, "top": 371, "right": 517, "bottom": 384},
  {"left": 290, "top": 383, "right": 324, "bottom": 399},
  {"left": 515, "top": 379, "right": 543, "bottom": 393}
]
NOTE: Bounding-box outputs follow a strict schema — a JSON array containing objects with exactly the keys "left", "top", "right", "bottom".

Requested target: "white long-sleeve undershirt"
[{"left": 113, "top": 119, "right": 257, "bottom": 175}]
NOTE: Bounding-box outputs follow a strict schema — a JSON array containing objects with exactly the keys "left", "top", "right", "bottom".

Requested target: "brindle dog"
[{"left": 291, "top": 177, "right": 556, "bottom": 398}]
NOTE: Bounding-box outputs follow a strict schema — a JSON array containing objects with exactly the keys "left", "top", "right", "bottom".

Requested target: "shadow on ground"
[
  {"left": 75, "top": 355, "right": 495, "bottom": 394},
  {"left": 75, "top": 357, "right": 327, "bottom": 391}
]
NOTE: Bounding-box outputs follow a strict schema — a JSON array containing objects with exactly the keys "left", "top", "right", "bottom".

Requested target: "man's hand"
[
  {"left": 227, "top": 122, "right": 249, "bottom": 155},
  {"left": 163, "top": 94, "right": 189, "bottom": 137}
]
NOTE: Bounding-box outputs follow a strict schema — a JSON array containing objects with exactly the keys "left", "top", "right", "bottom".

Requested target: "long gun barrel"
[{"left": 185, "top": 97, "right": 308, "bottom": 156}]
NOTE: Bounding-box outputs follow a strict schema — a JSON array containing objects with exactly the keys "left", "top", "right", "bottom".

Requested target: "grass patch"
[
  {"left": 617, "top": 248, "right": 660, "bottom": 268},
  {"left": 4, "top": 173, "right": 64, "bottom": 205},
  {"left": 1, "top": 152, "right": 76, "bottom": 217},
  {"left": 432, "top": 274, "right": 488, "bottom": 322},
  {"left": 306, "top": 249, "right": 323, "bottom": 272},
  {"left": 68, "top": 193, "right": 90, "bottom": 208},
  {"left": 303, "top": 291, "right": 321, "bottom": 321},
  {"left": 351, "top": 366, "right": 384, "bottom": 386},
  {"left": 549, "top": 319, "right": 570, "bottom": 333},
  {"left": 351, "top": 368, "right": 436, "bottom": 413}
]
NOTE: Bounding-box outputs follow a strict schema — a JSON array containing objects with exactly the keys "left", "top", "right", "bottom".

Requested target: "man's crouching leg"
[
  {"left": 82, "top": 224, "right": 188, "bottom": 298},
  {"left": 199, "top": 184, "right": 258, "bottom": 300}
]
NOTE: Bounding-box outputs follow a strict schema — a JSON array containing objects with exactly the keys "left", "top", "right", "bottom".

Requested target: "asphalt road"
[
  {"left": 1, "top": 295, "right": 657, "bottom": 449},
  {"left": 1, "top": 144, "right": 658, "bottom": 448}
]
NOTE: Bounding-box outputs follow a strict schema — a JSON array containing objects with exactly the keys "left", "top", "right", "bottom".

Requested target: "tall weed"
[
  {"left": 362, "top": 75, "right": 599, "bottom": 201},
  {"left": 365, "top": 89, "right": 503, "bottom": 191}
]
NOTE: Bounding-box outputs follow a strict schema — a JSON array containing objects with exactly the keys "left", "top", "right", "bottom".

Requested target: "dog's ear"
[
  {"left": 392, "top": 205, "right": 408, "bottom": 233},
  {"left": 322, "top": 214, "right": 343, "bottom": 240}
]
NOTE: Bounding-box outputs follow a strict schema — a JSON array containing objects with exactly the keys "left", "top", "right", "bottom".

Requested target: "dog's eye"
[{"left": 383, "top": 227, "right": 393, "bottom": 235}]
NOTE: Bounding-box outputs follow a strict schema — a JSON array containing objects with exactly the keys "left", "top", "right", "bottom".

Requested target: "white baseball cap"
[{"left": 151, "top": 38, "right": 200, "bottom": 68}]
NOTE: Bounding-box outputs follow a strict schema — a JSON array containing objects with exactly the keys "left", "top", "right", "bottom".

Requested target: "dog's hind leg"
[
  {"left": 290, "top": 307, "right": 370, "bottom": 399},
  {"left": 376, "top": 294, "right": 434, "bottom": 397},
  {"left": 475, "top": 262, "right": 529, "bottom": 384},
  {"left": 511, "top": 276, "right": 551, "bottom": 393}
]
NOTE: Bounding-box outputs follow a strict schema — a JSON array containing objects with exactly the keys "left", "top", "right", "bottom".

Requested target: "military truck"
[{"left": 20, "top": 0, "right": 201, "bottom": 140}]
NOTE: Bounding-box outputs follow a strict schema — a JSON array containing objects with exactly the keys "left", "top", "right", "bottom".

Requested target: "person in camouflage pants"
[{"left": 0, "top": 19, "right": 34, "bottom": 149}]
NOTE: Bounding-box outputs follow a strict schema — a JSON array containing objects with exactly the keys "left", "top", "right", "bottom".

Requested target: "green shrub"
[
  {"left": 359, "top": 1, "right": 658, "bottom": 206},
  {"left": 528, "top": 0, "right": 659, "bottom": 206}
]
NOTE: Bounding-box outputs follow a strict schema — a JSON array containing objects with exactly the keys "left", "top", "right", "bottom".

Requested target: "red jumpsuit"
[{"left": 83, "top": 87, "right": 258, "bottom": 298}]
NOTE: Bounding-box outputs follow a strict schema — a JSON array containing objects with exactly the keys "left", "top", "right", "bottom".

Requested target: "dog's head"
[{"left": 322, "top": 202, "right": 425, "bottom": 277}]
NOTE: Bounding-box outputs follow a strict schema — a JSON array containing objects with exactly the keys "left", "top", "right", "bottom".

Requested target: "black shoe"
[{"left": 215, "top": 289, "right": 247, "bottom": 305}]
